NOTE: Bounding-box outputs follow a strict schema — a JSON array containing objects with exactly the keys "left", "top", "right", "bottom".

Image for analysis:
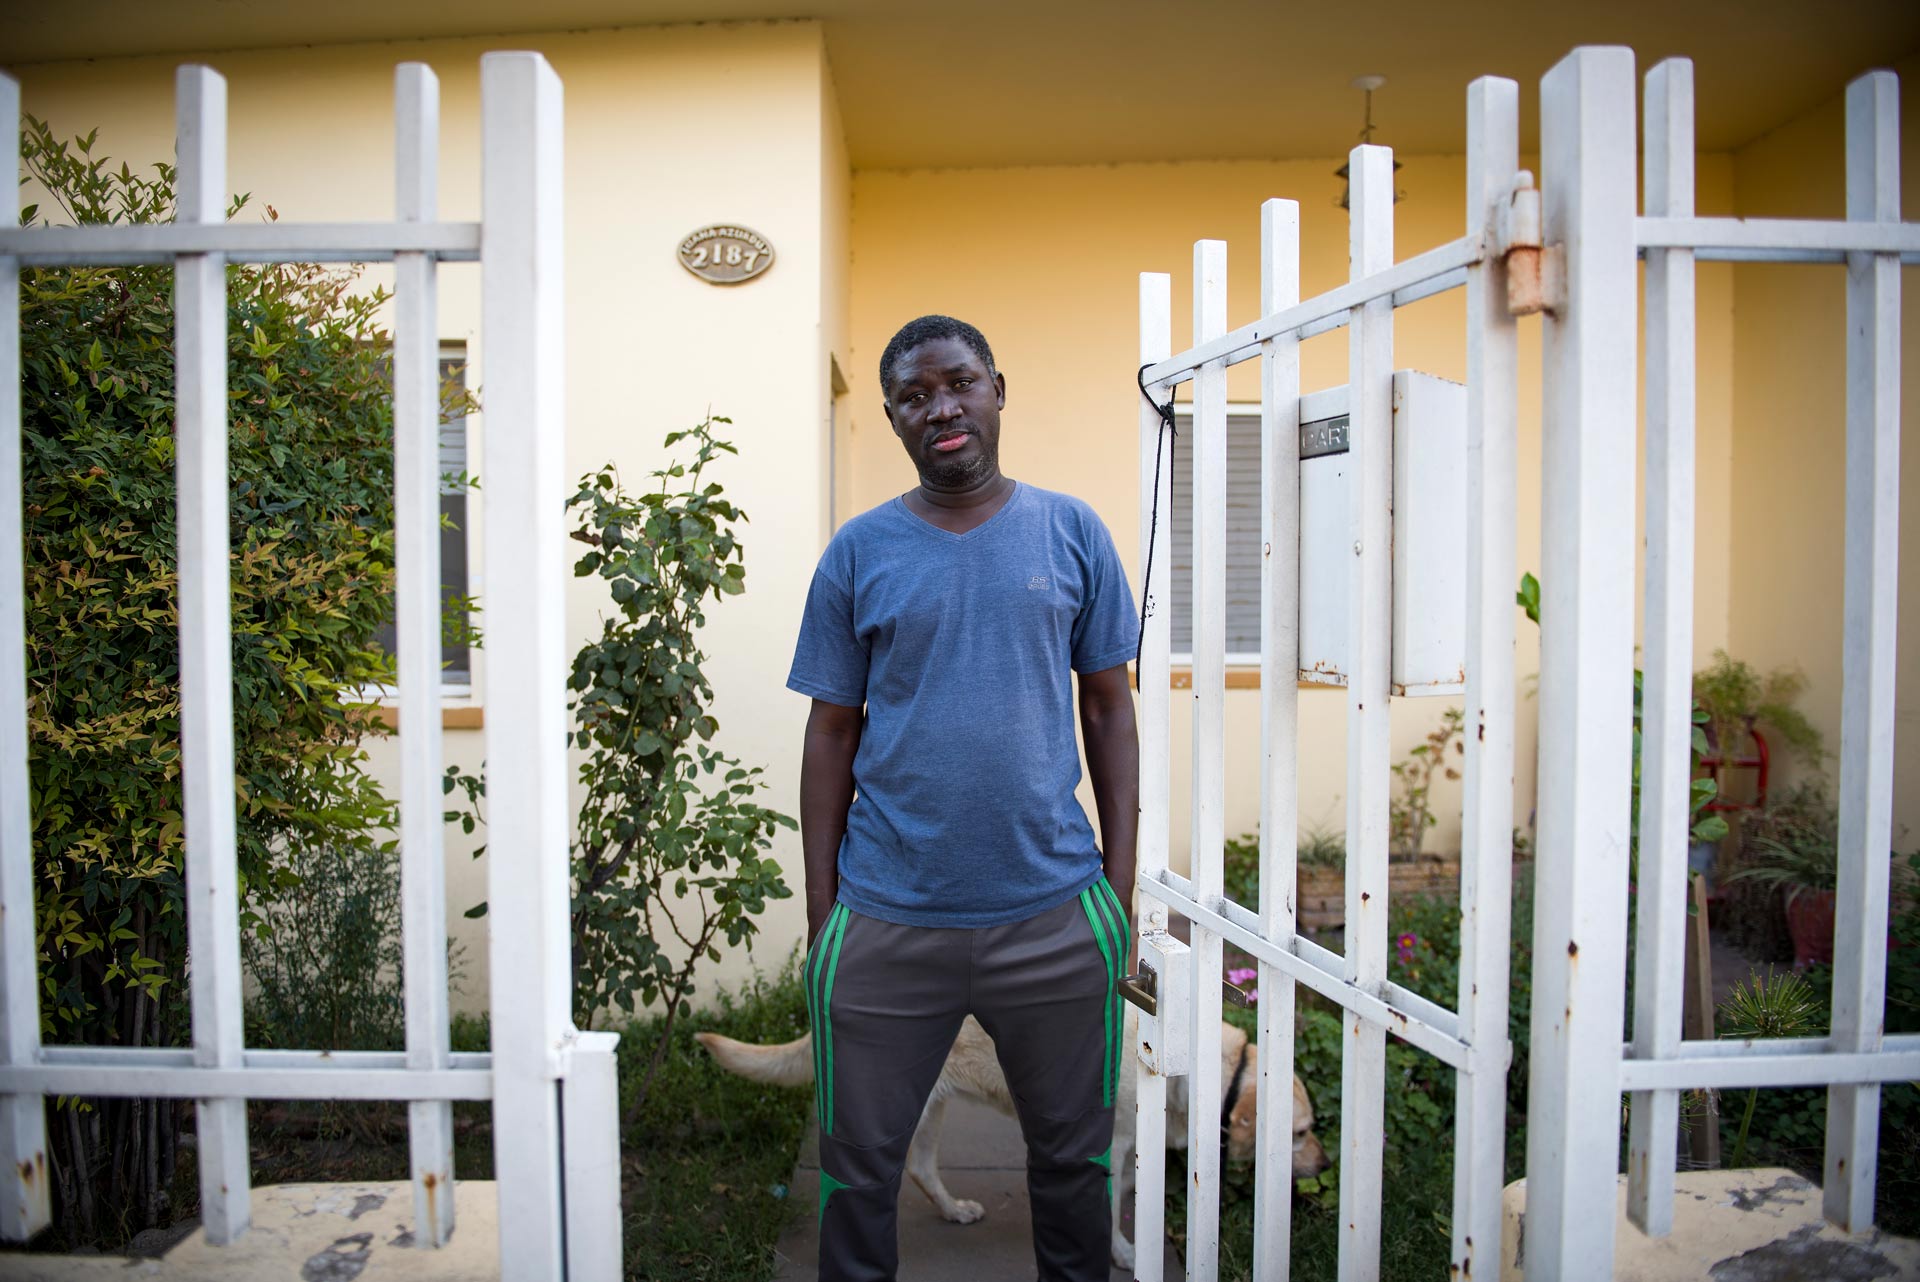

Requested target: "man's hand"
[
  {"left": 801, "top": 698, "right": 863, "bottom": 947},
  {"left": 1078, "top": 663, "right": 1139, "bottom": 971}
]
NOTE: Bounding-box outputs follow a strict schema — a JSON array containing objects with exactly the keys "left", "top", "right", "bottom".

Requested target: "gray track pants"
[{"left": 805, "top": 876, "right": 1130, "bottom": 1282}]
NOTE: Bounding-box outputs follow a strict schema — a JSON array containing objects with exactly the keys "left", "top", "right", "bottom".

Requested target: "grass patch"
[{"left": 618, "top": 948, "right": 811, "bottom": 1281}]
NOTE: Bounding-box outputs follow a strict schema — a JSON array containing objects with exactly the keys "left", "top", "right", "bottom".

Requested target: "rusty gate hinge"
[{"left": 1494, "top": 173, "right": 1565, "bottom": 317}]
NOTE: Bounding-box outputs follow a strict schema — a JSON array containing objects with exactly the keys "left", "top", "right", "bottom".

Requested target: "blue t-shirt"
[{"left": 787, "top": 481, "right": 1139, "bottom": 927}]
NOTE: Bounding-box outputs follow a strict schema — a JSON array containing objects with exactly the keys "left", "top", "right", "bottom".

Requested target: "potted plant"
[
  {"left": 1726, "top": 832, "right": 1839, "bottom": 969},
  {"left": 1691, "top": 651, "right": 1824, "bottom": 811}
]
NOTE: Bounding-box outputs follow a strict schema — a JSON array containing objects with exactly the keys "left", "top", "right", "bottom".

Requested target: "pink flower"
[{"left": 1226, "top": 966, "right": 1259, "bottom": 987}]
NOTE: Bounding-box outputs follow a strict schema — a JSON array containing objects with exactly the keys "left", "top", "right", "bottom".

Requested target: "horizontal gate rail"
[
  {"left": 0, "top": 222, "right": 482, "bottom": 265},
  {"left": 0, "top": 1064, "right": 494, "bottom": 1101},
  {"left": 37, "top": 1046, "right": 492, "bottom": 1072},
  {"left": 1143, "top": 871, "right": 1470, "bottom": 1068},
  {"left": 1620, "top": 1042, "right": 1920, "bottom": 1092},
  {"left": 1636, "top": 215, "right": 1920, "bottom": 262},
  {"left": 1139, "top": 232, "right": 1483, "bottom": 388}
]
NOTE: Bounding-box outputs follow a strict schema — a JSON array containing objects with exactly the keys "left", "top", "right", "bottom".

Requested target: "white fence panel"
[
  {"left": 1626, "top": 54, "right": 1697, "bottom": 1239},
  {"left": 0, "top": 52, "right": 619, "bottom": 1279},
  {"left": 1827, "top": 66, "right": 1900, "bottom": 1235},
  {"left": 1186, "top": 237, "right": 1229, "bottom": 1282},
  {"left": 395, "top": 61, "right": 459, "bottom": 1249},
  {"left": 174, "top": 65, "right": 254, "bottom": 1245},
  {"left": 0, "top": 71, "right": 51, "bottom": 1243},
  {"left": 1337, "top": 142, "right": 1394, "bottom": 1282},
  {"left": 1250, "top": 194, "right": 1300, "bottom": 1282},
  {"left": 1452, "top": 73, "right": 1520, "bottom": 1280},
  {"left": 1128, "top": 39, "right": 1916, "bottom": 1282},
  {"left": 1133, "top": 269, "right": 1173, "bottom": 1282}
]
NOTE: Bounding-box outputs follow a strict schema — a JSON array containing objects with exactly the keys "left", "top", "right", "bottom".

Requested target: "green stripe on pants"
[
  {"left": 1077, "top": 889, "right": 1117, "bottom": 1108},
  {"left": 819, "top": 905, "right": 851, "bottom": 1134},
  {"left": 1088, "top": 882, "right": 1126, "bottom": 1106}
]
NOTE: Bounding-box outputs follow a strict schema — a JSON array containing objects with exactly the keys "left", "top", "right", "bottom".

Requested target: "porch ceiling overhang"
[{"left": 5, "top": 1, "right": 1917, "bottom": 167}]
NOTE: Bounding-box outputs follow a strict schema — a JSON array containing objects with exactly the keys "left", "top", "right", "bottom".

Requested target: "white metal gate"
[
  {"left": 1129, "top": 45, "right": 1920, "bottom": 1282},
  {"left": 0, "top": 54, "right": 621, "bottom": 1279}
]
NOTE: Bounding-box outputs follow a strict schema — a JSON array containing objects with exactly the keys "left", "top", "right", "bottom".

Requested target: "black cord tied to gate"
[{"left": 1135, "top": 363, "right": 1178, "bottom": 679}]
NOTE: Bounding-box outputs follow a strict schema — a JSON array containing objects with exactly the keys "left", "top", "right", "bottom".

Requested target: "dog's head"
[{"left": 1223, "top": 1043, "right": 1331, "bottom": 1177}]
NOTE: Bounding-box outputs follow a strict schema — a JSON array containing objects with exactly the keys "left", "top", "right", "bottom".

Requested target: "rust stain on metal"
[
  {"left": 1361, "top": 892, "right": 1371, "bottom": 903},
  {"left": 1567, "top": 941, "right": 1579, "bottom": 958}
]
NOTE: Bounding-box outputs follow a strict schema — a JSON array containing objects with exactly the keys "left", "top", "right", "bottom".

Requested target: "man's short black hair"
[{"left": 879, "top": 315, "right": 996, "bottom": 396}]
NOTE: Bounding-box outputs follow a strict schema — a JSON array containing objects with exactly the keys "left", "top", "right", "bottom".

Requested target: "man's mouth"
[{"left": 930, "top": 429, "right": 971, "bottom": 453}]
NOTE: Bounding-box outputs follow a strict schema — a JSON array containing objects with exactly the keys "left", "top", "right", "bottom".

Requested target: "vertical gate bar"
[
  {"left": 1627, "top": 56, "right": 1695, "bottom": 1240},
  {"left": 481, "top": 51, "right": 571, "bottom": 1280},
  {"left": 1825, "top": 68, "right": 1899, "bottom": 1235},
  {"left": 175, "top": 64, "right": 252, "bottom": 1246},
  {"left": 1134, "top": 270, "right": 1173, "bottom": 1282},
  {"left": 1251, "top": 197, "right": 1300, "bottom": 1282},
  {"left": 394, "top": 61, "right": 457, "bottom": 1250},
  {"left": 0, "top": 70, "right": 52, "bottom": 1243},
  {"left": 1186, "top": 238, "right": 1228, "bottom": 1282},
  {"left": 560, "top": 1032, "right": 624, "bottom": 1280},
  {"left": 1527, "top": 46, "right": 1637, "bottom": 1280},
  {"left": 1452, "top": 75, "right": 1518, "bottom": 1280},
  {"left": 1337, "top": 142, "right": 1392, "bottom": 1282}
]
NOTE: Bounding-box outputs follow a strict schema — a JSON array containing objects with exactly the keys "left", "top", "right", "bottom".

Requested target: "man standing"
[{"left": 787, "top": 315, "right": 1140, "bottom": 1282}]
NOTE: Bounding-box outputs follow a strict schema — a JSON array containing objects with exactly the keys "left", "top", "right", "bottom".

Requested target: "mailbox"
[{"left": 1297, "top": 370, "right": 1466, "bottom": 696}]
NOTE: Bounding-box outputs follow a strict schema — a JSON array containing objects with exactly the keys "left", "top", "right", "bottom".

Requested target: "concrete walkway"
[{"left": 771, "top": 1096, "right": 1178, "bottom": 1282}]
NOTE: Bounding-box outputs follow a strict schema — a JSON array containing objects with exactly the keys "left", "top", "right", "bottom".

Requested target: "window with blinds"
[{"left": 1170, "top": 408, "right": 1264, "bottom": 658}]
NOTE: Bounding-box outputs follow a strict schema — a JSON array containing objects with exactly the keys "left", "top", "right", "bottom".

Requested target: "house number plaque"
[{"left": 678, "top": 225, "right": 774, "bottom": 285}]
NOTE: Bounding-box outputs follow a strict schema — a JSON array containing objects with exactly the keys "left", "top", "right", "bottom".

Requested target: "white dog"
[{"left": 697, "top": 1002, "right": 1328, "bottom": 1271}]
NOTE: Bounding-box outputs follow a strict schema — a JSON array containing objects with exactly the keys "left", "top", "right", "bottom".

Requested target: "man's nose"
[{"left": 926, "top": 392, "right": 962, "bottom": 422}]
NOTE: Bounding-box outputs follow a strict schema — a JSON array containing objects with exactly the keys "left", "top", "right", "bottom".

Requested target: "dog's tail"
[{"left": 693, "top": 1030, "right": 815, "bottom": 1088}]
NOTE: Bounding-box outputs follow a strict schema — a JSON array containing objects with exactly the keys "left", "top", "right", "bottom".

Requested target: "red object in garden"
[
  {"left": 1700, "top": 720, "right": 1770, "bottom": 814},
  {"left": 1785, "top": 888, "right": 1836, "bottom": 969}
]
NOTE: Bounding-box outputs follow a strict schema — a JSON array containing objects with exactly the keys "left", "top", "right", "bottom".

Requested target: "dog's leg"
[{"left": 904, "top": 1093, "right": 985, "bottom": 1225}]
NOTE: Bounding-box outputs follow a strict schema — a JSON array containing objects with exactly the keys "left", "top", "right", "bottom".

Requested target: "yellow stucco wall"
[
  {"left": 13, "top": 20, "right": 840, "bottom": 1012},
  {"left": 1728, "top": 50, "right": 1920, "bottom": 843},
  {"left": 847, "top": 153, "right": 1740, "bottom": 873}
]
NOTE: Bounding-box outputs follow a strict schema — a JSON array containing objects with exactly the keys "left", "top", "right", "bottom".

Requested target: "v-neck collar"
[{"left": 893, "top": 480, "right": 1024, "bottom": 542}]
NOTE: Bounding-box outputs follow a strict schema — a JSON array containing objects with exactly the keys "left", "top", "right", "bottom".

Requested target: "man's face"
[{"left": 883, "top": 336, "right": 1006, "bottom": 491}]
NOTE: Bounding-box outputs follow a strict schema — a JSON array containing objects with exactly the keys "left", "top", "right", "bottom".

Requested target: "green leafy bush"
[
  {"left": 21, "top": 119, "right": 407, "bottom": 1245},
  {"left": 562, "top": 419, "right": 795, "bottom": 1108},
  {"left": 244, "top": 842, "right": 464, "bottom": 1053}
]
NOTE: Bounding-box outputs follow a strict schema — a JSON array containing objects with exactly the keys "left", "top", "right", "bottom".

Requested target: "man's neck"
[{"left": 902, "top": 473, "right": 1016, "bottom": 532}]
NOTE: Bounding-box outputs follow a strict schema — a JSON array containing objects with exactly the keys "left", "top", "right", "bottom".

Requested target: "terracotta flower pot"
[{"left": 1784, "top": 887, "right": 1837, "bottom": 969}]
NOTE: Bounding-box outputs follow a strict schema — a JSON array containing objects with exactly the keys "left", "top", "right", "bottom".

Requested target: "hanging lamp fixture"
[{"left": 1336, "top": 74, "right": 1406, "bottom": 209}]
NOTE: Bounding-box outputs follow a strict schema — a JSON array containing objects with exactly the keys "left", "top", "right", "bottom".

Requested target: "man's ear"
[
  {"left": 993, "top": 370, "right": 1006, "bottom": 410},
  {"left": 882, "top": 397, "right": 902, "bottom": 438}
]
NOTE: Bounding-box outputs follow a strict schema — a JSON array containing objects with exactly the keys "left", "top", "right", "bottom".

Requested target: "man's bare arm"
[
  {"left": 1078, "top": 663, "right": 1139, "bottom": 948},
  {"left": 800, "top": 697, "right": 863, "bottom": 946}
]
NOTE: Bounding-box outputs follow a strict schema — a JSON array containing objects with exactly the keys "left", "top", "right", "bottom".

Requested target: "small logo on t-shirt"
[{"left": 1027, "top": 575, "right": 1050, "bottom": 591}]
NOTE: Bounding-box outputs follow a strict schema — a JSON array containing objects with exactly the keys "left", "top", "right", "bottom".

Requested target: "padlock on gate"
[{"left": 1119, "top": 925, "right": 1191, "bottom": 1077}]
